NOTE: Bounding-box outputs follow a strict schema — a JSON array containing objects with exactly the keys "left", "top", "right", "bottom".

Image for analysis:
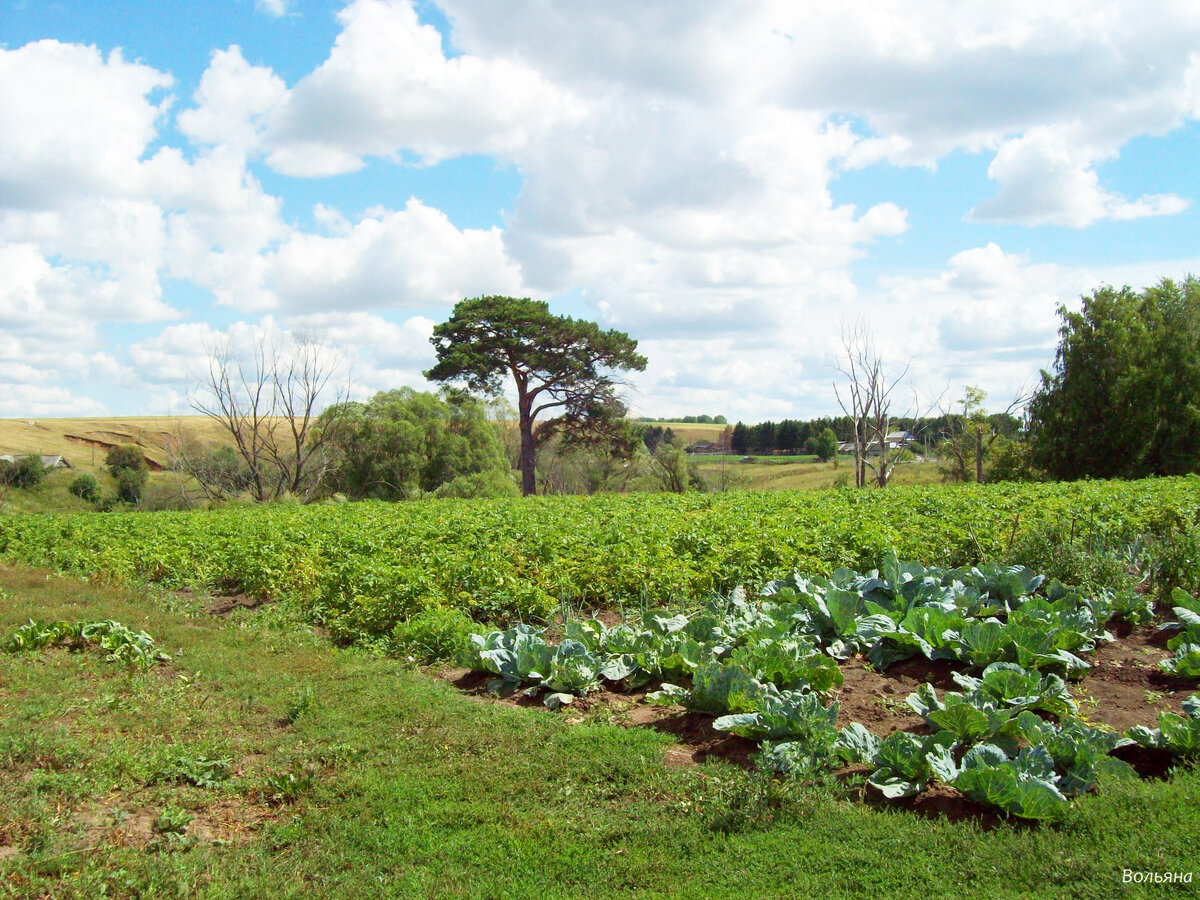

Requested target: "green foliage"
[
  {"left": 1008, "top": 517, "right": 1143, "bottom": 597},
  {"left": 283, "top": 685, "right": 317, "bottom": 725},
  {"left": 0, "top": 454, "right": 46, "bottom": 488},
  {"left": 152, "top": 805, "right": 193, "bottom": 835},
  {"left": 388, "top": 606, "right": 476, "bottom": 664},
  {"left": 1029, "top": 276, "right": 1200, "bottom": 480},
  {"left": 866, "top": 730, "right": 959, "bottom": 799},
  {"left": 105, "top": 444, "right": 148, "bottom": 476},
  {"left": 1127, "top": 696, "right": 1200, "bottom": 757},
  {"left": 115, "top": 467, "right": 148, "bottom": 504},
  {"left": 263, "top": 766, "right": 317, "bottom": 805},
  {"left": 5, "top": 565, "right": 1200, "bottom": 896},
  {"left": 1013, "top": 713, "right": 1136, "bottom": 797},
  {"left": 812, "top": 427, "right": 838, "bottom": 463},
  {"left": 952, "top": 744, "right": 1070, "bottom": 822},
  {"left": 5, "top": 618, "right": 168, "bottom": 670},
  {"left": 713, "top": 690, "right": 839, "bottom": 742},
  {"left": 320, "top": 387, "right": 516, "bottom": 500},
  {"left": 150, "top": 753, "right": 232, "bottom": 788},
  {"left": 458, "top": 625, "right": 604, "bottom": 703},
  {"left": 986, "top": 437, "right": 1041, "bottom": 483},
  {"left": 68, "top": 473, "right": 101, "bottom": 502},
  {"left": 649, "top": 441, "right": 703, "bottom": 493},
  {"left": 188, "top": 445, "right": 253, "bottom": 498},
  {"left": 425, "top": 295, "right": 647, "bottom": 495},
  {"left": 1143, "top": 509, "right": 1200, "bottom": 599},
  {"left": 1157, "top": 589, "right": 1200, "bottom": 677},
  {"left": 1, "top": 478, "right": 1197, "bottom": 644}
]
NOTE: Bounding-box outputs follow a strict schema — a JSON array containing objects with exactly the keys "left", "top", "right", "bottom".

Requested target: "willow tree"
[{"left": 425, "top": 296, "right": 646, "bottom": 495}]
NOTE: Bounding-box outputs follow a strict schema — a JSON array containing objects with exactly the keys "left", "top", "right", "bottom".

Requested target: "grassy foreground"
[{"left": 1, "top": 567, "right": 1197, "bottom": 899}]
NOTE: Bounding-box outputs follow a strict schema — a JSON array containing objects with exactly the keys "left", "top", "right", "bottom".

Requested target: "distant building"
[
  {"left": 0, "top": 454, "right": 71, "bottom": 469},
  {"left": 684, "top": 440, "right": 724, "bottom": 455},
  {"left": 837, "top": 432, "right": 914, "bottom": 456}
]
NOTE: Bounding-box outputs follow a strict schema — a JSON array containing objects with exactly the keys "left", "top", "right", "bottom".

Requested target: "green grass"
[
  {"left": 0, "top": 470, "right": 97, "bottom": 515},
  {"left": 1, "top": 567, "right": 1197, "bottom": 898},
  {"left": 693, "top": 455, "right": 944, "bottom": 492},
  {"left": 0, "top": 469, "right": 194, "bottom": 515}
]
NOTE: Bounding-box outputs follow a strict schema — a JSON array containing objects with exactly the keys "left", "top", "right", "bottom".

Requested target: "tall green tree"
[
  {"left": 813, "top": 427, "right": 839, "bottom": 464},
  {"left": 320, "top": 388, "right": 515, "bottom": 500},
  {"left": 1029, "top": 277, "right": 1200, "bottom": 480},
  {"left": 730, "top": 422, "right": 750, "bottom": 454},
  {"left": 777, "top": 419, "right": 802, "bottom": 454},
  {"left": 425, "top": 297, "right": 646, "bottom": 495}
]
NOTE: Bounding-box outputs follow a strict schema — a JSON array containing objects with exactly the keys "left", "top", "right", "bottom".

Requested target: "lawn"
[{"left": 1, "top": 566, "right": 1196, "bottom": 899}]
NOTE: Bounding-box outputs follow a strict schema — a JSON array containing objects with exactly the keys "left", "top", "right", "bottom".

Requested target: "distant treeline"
[
  {"left": 637, "top": 415, "right": 728, "bottom": 424},
  {"left": 728, "top": 414, "right": 1023, "bottom": 455}
]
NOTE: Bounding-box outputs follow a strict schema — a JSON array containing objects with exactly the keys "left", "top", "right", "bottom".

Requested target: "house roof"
[{"left": 0, "top": 454, "right": 71, "bottom": 468}]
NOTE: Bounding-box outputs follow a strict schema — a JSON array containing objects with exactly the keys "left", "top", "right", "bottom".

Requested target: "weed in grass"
[
  {"left": 693, "top": 769, "right": 842, "bottom": 834},
  {"left": 582, "top": 701, "right": 636, "bottom": 727},
  {"left": 153, "top": 806, "right": 193, "bottom": 836},
  {"left": 149, "top": 753, "right": 232, "bottom": 789},
  {"left": 283, "top": 685, "right": 316, "bottom": 725},
  {"left": 263, "top": 767, "right": 316, "bottom": 805},
  {"left": 313, "top": 742, "right": 366, "bottom": 768},
  {"left": 151, "top": 806, "right": 196, "bottom": 852}
]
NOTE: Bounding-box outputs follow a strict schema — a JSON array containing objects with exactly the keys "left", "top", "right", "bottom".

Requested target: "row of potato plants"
[
  {"left": 1, "top": 478, "right": 1199, "bottom": 643},
  {"left": 458, "top": 554, "right": 1200, "bottom": 822}
]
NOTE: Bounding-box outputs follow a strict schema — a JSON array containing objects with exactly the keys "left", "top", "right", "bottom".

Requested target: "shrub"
[
  {"left": 0, "top": 455, "right": 45, "bottom": 488},
  {"left": 389, "top": 606, "right": 477, "bottom": 664},
  {"left": 69, "top": 474, "right": 101, "bottom": 503},
  {"left": 116, "top": 467, "right": 148, "bottom": 504},
  {"left": 106, "top": 444, "right": 148, "bottom": 476},
  {"left": 139, "top": 480, "right": 196, "bottom": 512}
]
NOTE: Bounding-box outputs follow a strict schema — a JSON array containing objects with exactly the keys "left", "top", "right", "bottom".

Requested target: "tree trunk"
[
  {"left": 518, "top": 407, "right": 537, "bottom": 496},
  {"left": 975, "top": 429, "right": 985, "bottom": 484}
]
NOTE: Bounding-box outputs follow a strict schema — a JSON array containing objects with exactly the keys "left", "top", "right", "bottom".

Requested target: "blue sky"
[{"left": 3, "top": 0, "right": 1200, "bottom": 421}]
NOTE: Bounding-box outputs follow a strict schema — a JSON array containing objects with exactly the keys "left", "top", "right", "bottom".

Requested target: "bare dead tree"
[
  {"left": 165, "top": 425, "right": 249, "bottom": 505},
  {"left": 188, "top": 331, "right": 351, "bottom": 502},
  {"left": 832, "top": 320, "right": 873, "bottom": 488},
  {"left": 833, "top": 321, "right": 931, "bottom": 488}
]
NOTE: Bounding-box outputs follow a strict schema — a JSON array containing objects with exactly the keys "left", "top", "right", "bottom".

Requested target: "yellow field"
[
  {"left": 0, "top": 417, "right": 233, "bottom": 473},
  {"left": 641, "top": 421, "right": 730, "bottom": 444}
]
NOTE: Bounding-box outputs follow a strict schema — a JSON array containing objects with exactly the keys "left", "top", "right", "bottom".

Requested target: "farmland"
[
  {"left": 1, "top": 478, "right": 1198, "bottom": 642},
  {"left": 2, "top": 565, "right": 1199, "bottom": 898},
  {"left": 2, "top": 478, "right": 1200, "bottom": 896}
]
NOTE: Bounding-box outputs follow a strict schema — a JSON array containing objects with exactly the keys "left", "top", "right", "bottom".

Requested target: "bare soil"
[
  {"left": 208, "top": 593, "right": 273, "bottom": 617},
  {"left": 1080, "top": 624, "right": 1191, "bottom": 730},
  {"left": 76, "top": 794, "right": 274, "bottom": 851}
]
